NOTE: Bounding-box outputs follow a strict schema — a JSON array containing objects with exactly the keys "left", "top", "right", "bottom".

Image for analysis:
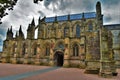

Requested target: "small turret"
[
  {"left": 82, "top": 13, "right": 84, "bottom": 18},
  {"left": 27, "top": 24, "right": 31, "bottom": 39},
  {"left": 96, "top": 1, "right": 101, "bottom": 17},
  {"left": 10, "top": 26, "right": 12, "bottom": 33},
  {"left": 68, "top": 14, "right": 70, "bottom": 21},
  {"left": 31, "top": 18, "right": 35, "bottom": 26},
  {"left": 19, "top": 25, "right": 22, "bottom": 32},
  {"left": 19, "top": 25, "right": 24, "bottom": 39},
  {"left": 41, "top": 16, "right": 46, "bottom": 23},
  {"left": 27, "top": 18, "right": 35, "bottom": 39},
  {"left": 82, "top": 12, "right": 85, "bottom": 21},
  {"left": 54, "top": 15, "right": 57, "bottom": 22},
  {"left": 6, "top": 26, "right": 13, "bottom": 40},
  {"left": 38, "top": 17, "right": 46, "bottom": 39},
  {"left": 6, "top": 28, "right": 10, "bottom": 40},
  {"left": 27, "top": 24, "right": 31, "bottom": 30},
  {"left": 15, "top": 31, "right": 19, "bottom": 40},
  {"left": 7, "top": 28, "right": 9, "bottom": 34},
  {"left": 96, "top": 1, "right": 103, "bottom": 27},
  {"left": 15, "top": 31, "right": 18, "bottom": 37}
]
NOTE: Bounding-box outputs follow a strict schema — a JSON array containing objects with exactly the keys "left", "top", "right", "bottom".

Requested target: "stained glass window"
[
  {"left": 58, "top": 43, "right": 64, "bottom": 49},
  {"left": 76, "top": 25, "right": 80, "bottom": 37},
  {"left": 88, "top": 23, "right": 93, "bottom": 31}
]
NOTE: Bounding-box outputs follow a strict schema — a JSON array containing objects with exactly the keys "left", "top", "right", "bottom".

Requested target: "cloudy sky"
[{"left": 0, "top": 0, "right": 120, "bottom": 51}]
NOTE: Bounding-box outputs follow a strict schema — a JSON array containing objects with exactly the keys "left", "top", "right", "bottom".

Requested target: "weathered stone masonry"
[{"left": 1, "top": 1, "right": 120, "bottom": 77}]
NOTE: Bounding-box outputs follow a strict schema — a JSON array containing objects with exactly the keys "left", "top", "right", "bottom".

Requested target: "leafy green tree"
[{"left": 0, "top": 0, "right": 18, "bottom": 24}]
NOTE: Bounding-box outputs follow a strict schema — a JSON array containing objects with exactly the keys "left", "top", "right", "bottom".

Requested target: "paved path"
[
  {"left": 0, "top": 67, "right": 59, "bottom": 80},
  {"left": 0, "top": 63, "right": 120, "bottom": 80}
]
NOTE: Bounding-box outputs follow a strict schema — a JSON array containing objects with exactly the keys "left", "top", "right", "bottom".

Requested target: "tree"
[{"left": 0, "top": 0, "right": 18, "bottom": 24}]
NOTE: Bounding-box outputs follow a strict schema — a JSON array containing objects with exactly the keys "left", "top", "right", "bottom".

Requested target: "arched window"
[
  {"left": 57, "top": 42, "right": 64, "bottom": 50},
  {"left": 13, "top": 43, "right": 17, "bottom": 53},
  {"left": 34, "top": 47, "right": 37, "bottom": 55},
  {"left": 76, "top": 24, "right": 80, "bottom": 37},
  {"left": 88, "top": 23, "right": 93, "bottom": 31},
  {"left": 13, "top": 43, "right": 16, "bottom": 55},
  {"left": 73, "top": 44, "right": 79, "bottom": 56},
  {"left": 64, "top": 27, "right": 69, "bottom": 37},
  {"left": 46, "top": 46, "right": 50, "bottom": 56},
  {"left": 22, "top": 43, "right": 26, "bottom": 55}
]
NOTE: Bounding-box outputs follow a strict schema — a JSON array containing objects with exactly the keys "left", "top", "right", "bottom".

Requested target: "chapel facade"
[{"left": 1, "top": 2, "right": 120, "bottom": 77}]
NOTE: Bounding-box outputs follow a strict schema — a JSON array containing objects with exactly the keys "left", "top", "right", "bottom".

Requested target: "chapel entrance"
[{"left": 54, "top": 51, "right": 64, "bottom": 67}]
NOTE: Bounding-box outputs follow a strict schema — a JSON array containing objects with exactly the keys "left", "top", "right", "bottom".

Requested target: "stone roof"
[
  {"left": 104, "top": 24, "right": 120, "bottom": 30},
  {"left": 45, "top": 12, "right": 96, "bottom": 23}
]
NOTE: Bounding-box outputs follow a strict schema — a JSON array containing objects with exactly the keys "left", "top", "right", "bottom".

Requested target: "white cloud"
[
  {"left": 0, "top": 0, "right": 120, "bottom": 39},
  {"left": 0, "top": 0, "right": 120, "bottom": 51},
  {"left": 1, "top": 0, "right": 43, "bottom": 37},
  {"left": 103, "top": 1, "right": 120, "bottom": 25}
]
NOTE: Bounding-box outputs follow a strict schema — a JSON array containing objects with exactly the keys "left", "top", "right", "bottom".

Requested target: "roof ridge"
[
  {"left": 46, "top": 12, "right": 96, "bottom": 18},
  {"left": 44, "top": 12, "right": 96, "bottom": 23}
]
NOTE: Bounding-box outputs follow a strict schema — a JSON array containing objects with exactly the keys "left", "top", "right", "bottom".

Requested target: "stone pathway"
[
  {"left": 0, "top": 67, "right": 59, "bottom": 80},
  {"left": 0, "top": 63, "right": 120, "bottom": 80}
]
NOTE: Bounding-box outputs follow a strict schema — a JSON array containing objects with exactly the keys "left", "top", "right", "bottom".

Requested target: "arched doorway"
[{"left": 54, "top": 51, "right": 64, "bottom": 67}]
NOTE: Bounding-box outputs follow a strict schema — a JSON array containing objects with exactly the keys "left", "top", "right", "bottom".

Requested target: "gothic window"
[
  {"left": 13, "top": 43, "right": 17, "bottom": 54},
  {"left": 59, "top": 44, "right": 64, "bottom": 49},
  {"left": 34, "top": 47, "right": 37, "bottom": 55},
  {"left": 13, "top": 44, "right": 15, "bottom": 52},
  {"left": 46, "top": 46, "right": 50, "bottom": 56},
  {"left": 64, "top": 27, "right": 69, "bottom": 37},
  {"left": 57, "top": 42, "right": 64, "bottom": 50},
  {"left": 88, "top": 23, "right": 93, "bottom": 31},
  {"left": 76, "top": 24, "right": 80, "bottom": 37},
  {"left": 73, "top": 44, "right": 79, "bottom": 56},
  {"left": 22, "top": 43, "right": 26, "bottom": 55}
]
